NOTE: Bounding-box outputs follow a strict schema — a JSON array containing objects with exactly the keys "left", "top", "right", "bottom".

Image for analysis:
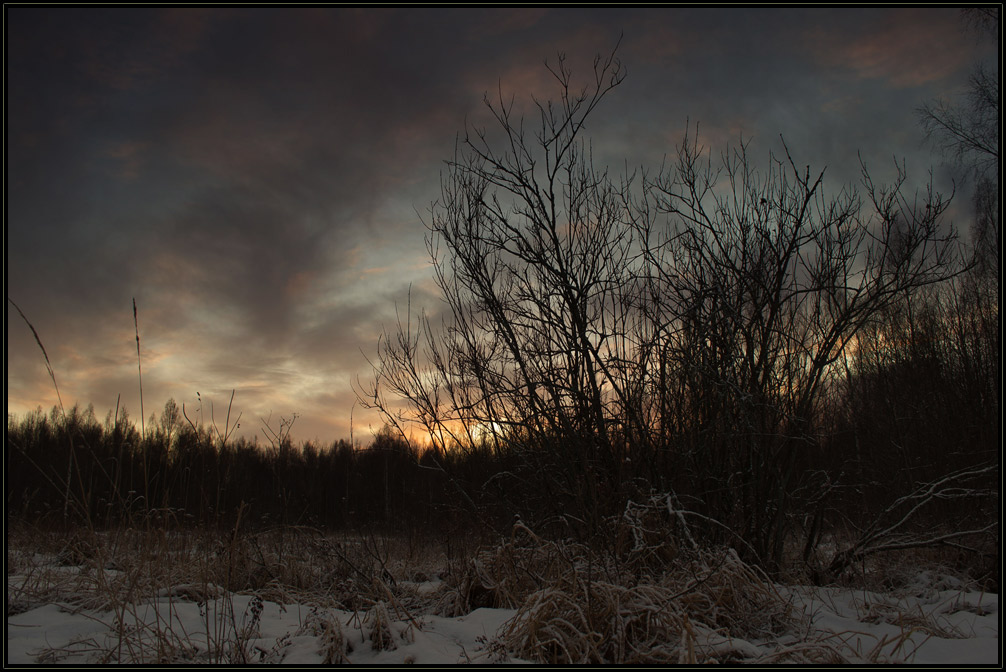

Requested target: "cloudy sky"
[{"left": 6, "top": 7, "right": 994, "bottom": 444}]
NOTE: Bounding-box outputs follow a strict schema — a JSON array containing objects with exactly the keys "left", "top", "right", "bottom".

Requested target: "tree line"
[{"left": 6, "top": 402, "right": 501, "bottom": 534}]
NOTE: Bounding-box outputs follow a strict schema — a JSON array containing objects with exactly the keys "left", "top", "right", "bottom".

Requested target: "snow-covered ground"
[
  {"left": 5, "top": 524, "right": 999, "bottom": 665},
  {"left": 6, "top": 595, "right": 520, "bottom": 665},
  {"left": 7, "top": 569, "right": 997, "bottom": 664},
  {"left": 786, "top": 581, "right": 999, "bottom": 665}
]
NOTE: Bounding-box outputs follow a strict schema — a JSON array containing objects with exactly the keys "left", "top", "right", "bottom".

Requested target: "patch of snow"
[
  {"left": 6, "top": 592, "right": 529, "bottom": 665},
  {"left": 788, "top": 585, "right": 999, "bottom": 664},
  {"left": 6, "top": 573, "right": 998, "bottom": 664}
]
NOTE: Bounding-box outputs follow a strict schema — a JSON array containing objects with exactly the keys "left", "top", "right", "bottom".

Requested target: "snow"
[
  {"left": 7, "top": 573, "right": 998, "bottom": 665},
  {"left": 6, "top": 592, "right": 525, "bottom": 665},
  {"left": 5, "top": 540, "right": 999, "bottom": 665},
  {"left": 786, "top": 584, "right": 1000, "bottom": 665}
]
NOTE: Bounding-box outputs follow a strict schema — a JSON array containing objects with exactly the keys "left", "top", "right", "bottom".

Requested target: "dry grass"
[
  {"left": 7, "top": 522, "right": 447, "bottom": 608},
  {"left": 7, "top": 513, "right": 993, "bottom": 665},
  {"left": 300, "top": 608, "right": 351, "bottom": 663},
  {"left": 443, "top": 510, "right": 985, "bottom": 665},
  {"left": 435, "top": 522, "right": 591, "bottom": 616},
  {"left": 488, "top": 525, "right": 796, "bottom": 664},
  {"left": 6, "top": 517, "right": 446, "bottom": 664},
  {"left": 424, "top": 515, "right": 801, "bottom": 664}
]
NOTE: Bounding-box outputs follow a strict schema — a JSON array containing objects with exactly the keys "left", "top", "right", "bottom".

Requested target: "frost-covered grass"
[{"left": 6, "top": 520, "right": 999, "bottom": 665}]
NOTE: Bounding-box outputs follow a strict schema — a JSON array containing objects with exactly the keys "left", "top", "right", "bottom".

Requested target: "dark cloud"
[{"left": 7, "top": 7, "right": 991, "bottom": 442}]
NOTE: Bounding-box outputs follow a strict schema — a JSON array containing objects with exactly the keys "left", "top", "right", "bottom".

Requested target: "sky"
[{"left": 5, "top": 7, "right": 996, "bottom": 445}]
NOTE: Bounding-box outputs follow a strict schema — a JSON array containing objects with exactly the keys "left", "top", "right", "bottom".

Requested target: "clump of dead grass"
[
  {"left": 436, "top": 522, "right": 591, "bottom": 616},
  {"left": 364, "top": 600, "right": 397, "bottom": 650},
  {"left": 431, "top": 501, "right": 803, "bottom": 663},
  {"left": 499, "top": 542, "right": 796, "bottom": 663},
  {"left": 297, "top": 607, "right": 353, "bottom": 663},
  {"left": 439, "top": 502, "right": 800, "bottom": 665}
]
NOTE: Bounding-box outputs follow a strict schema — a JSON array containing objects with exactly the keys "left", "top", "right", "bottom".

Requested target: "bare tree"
[
  {"left": 362, "top": 48, "right": 967, "bottom": 563},
  {"left": 633, "top": 130, "right": 963, "bottom": 567},
  {"left": 918, "top": 7, "right": 1000, "bottom": 278},
  {"left": 361, "top": 48, "right": 635, "bottom": 531}
]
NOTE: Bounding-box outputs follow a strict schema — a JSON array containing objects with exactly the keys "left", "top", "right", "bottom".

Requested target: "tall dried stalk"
[{"left": 8, "top": 297, "right": 75, "bottom": 517}]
